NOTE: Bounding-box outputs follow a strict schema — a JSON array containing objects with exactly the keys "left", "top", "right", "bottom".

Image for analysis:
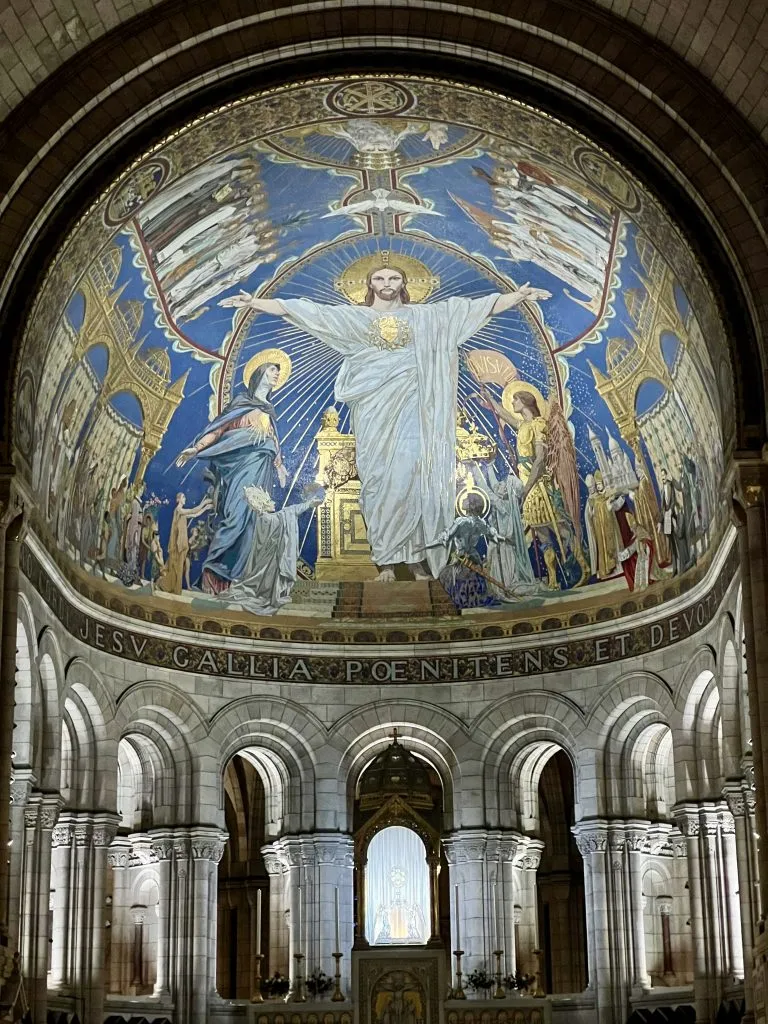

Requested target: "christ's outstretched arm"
[
  {"left": 220, "top": 290, "right": 287, "bottom": 316},
  {"left": 490, "top": 282, "right": 551, "bottom": 315}
]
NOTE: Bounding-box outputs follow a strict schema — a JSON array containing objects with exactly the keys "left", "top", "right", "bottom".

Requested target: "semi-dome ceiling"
[{"left": 15, "top": 75, "right": 733, "bottom": 635}]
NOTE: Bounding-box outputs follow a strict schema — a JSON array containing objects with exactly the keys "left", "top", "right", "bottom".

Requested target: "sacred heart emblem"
[
  {"left": 369, "top": 315, "right": 411, "bottom": 350},
  {"left": 378, "top": 316, "right": 400, "bottom": 345}
]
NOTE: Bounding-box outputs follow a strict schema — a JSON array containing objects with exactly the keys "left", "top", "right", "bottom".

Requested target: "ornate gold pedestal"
[{"left": 314, "top": 409, "right": 377, "bottom": 581}]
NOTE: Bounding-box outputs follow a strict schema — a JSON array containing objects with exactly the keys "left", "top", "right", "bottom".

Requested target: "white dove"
[{"left": 322, "top": 188, "right": 442, "bottom": 219}]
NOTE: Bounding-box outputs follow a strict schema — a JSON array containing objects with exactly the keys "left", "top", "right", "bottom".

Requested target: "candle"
[
  {"left": 454, "top": 884, "right": 461, "bottom": 949},
  {"left": 256, "top": 888, "right": 262, "bottom": 956},
  {"left": 297, "top": 885, "right": 302, "bottom": 955},
  {"left": 334, "top": 887, "right": 340, "bottom": 953},
  {"left": 491, "top": 882, "right": 498, "bottom": 951}
]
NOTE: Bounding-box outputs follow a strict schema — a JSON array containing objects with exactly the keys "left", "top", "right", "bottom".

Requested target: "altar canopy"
[{"left": 366, "top": 826, "right": 430, "bottom": 945}]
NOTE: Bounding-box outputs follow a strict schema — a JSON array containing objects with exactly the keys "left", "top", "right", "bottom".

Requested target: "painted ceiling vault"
[{"left": 15, "top": 77, "right": 733, "bottom": 630}]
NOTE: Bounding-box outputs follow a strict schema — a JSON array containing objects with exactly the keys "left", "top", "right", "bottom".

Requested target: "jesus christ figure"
[{"left": 221, "top": 265, "right": 550, "bottom": 582}]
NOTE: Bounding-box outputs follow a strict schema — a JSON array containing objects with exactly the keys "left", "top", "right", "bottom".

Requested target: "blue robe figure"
[{"left": 176, "top": 361, "right": 288, "bottom": 594}]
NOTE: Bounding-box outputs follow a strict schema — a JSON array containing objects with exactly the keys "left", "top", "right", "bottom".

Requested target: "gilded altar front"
[{"left": 314, "top": 408, "right": 377, "bottom": 581}]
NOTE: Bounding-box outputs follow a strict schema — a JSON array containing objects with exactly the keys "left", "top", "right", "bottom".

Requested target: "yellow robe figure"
[
  {"left": 585, "top": 485, "right": 618, "bottom": 579},
  {"left": 517, "top": 416, "right": 561, "bottom": 532}
]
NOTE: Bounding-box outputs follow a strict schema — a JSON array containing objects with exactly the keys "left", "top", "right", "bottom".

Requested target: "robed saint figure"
[{"left": 221, "top": 264, "right": 549, "bottom": 582}]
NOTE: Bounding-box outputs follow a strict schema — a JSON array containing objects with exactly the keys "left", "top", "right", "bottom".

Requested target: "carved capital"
[
  {"left": 190, "top": 829, "right": 227, "bottom": 863},
  {"left": 657, "top": 898, "right": 673, "bottom": 916},
  {"left": 51, "top": 823, "right": 73, "bottom": 848},
  {"left": 151, "top": 839, "right": 176, "bottom": 862},
  {"left": 10, "top": 778, "right": 33, "bottom": 806},
  {"left": 572, "top": 824, "right": 608, "bottom": 856},
  {"left": 723, "top": 786, "right": 746, "bottom": 817},
  {"left": 107, "top": 849, "right": 130, "bottom": 869},
  {"left": 673, "top": 806, "right": 700, "bottom": 838}
]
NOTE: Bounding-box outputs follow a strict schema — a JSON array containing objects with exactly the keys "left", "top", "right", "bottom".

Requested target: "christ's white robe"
[{"left": 279, "top": 295, "right": 499, "bottom": 574}]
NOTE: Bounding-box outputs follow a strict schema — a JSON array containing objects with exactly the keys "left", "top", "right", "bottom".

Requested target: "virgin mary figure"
[{"left": 176, "top": 348, "right": 291, "bottom": 594}]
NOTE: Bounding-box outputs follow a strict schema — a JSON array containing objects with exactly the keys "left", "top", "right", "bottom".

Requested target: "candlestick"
[
  {"left": 454, "top": 884, "right": 461, "bottom": 949},
  {"left": 491, "top": 882, "right": 498, "bottom": 953},
  {"left": 251, "top": 952, "right": 264, "bottom": 1003},
  {"left": 452, "top": 949, "right": 466, "bottom": 999},
  {"left": 256, "top": 888, "right": 262, "bottom": 959},
  {"left": 331, "top": 951, "right": 345, "bottom": 1001},
  {"left": 493, "top": 949, "right": 505, "bottom": 999},
  {"left": 292, "top": 953, "right": 306, "bottom": 1002},
  {"left": 334, "top": 886, "right": 340, "bottom": 953},
  {"left": 297, "top": 885, "right": 302, "bottom": 956}
]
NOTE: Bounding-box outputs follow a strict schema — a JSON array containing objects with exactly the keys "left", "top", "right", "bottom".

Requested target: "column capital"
[
  {"left": 673, "top": 803, "right": 701, "bottom": 836},
  {"left": 261, "top": 842, "right": 288, "bottom": 875},
  {"left": 189, "top": 827, "right": 228, "bottom": 863},
  {"left": 572, "top": 819, "right": 608, "bottom": 855},
  {"left": 39, "top": 794, "right": 63, "bottom": 830},
  {"left": 107, "top": 838, "right": 131, "bottom": 870},
  {"left": 723, "top": 779, "right": 747, "bottom": 817},
  {"left": 10, "top": 768, "right": 35, "bottom": 807},
  {"left": 296, "top": 832, "right": 355, "bottom": 867},
  {"left": 442, "top": 828, "right": 527, "bottom": 865}
]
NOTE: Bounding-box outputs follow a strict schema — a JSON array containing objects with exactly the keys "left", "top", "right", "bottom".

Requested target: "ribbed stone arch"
[
  {"left": 35, "top": 626, "right": 65, "bottom": 791},
  {"left": 13, "top": 592, "right": 41, "bottom": 777},
  {"left": 677, "top": 645, "right": 723, "bottom": 800},
  {"left": 61, "top": 657, "right": 118, "bottom": 810},
  {"left": 474, "top": 692, "right": 586, "bottom": 828},
  {"left": 716, "top": 611, "right": 747, "bottom": 774},
  {"left": 332, "top": 699, "right": 469, "bottom": 831},
  {"left": 209, "top": 697, "right": 324, "bottom": 833},
  {"left": 587, "top": 672, "right": 676, "bottom": 816}
]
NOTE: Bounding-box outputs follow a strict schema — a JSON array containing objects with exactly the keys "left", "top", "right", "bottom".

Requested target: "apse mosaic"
[{"left": 16, "top": 77, "right": 733, "bottom": 621}]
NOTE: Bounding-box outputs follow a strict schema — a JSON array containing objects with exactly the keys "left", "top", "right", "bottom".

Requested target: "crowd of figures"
[
  {"left": 51, "top": 363, "right": 714, "bottom": 617},
  {"left": 436, "top": 393, "right": 713, "bottom": 610}
]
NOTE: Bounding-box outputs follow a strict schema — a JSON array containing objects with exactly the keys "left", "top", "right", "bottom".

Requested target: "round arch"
[{"left": 0, "top": 5, "right": 763, "bottom": 463}]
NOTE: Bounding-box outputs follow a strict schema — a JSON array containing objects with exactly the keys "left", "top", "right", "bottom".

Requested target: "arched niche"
[{"left": 353, "top": 734, "right": 444, "bottom": 949}]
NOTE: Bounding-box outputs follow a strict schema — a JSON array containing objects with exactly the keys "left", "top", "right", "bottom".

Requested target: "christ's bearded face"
[{"left": 368, "top": 269, "right": 404, "bottom": 302}]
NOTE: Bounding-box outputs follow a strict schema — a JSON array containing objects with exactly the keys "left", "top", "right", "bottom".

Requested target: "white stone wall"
[{"left": 10, "top": 549, "right": 754, "bottom": 1024}]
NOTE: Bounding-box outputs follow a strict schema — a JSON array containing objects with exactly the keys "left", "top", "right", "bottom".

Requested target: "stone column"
[
  {"left": 675, "top": 804, "right": 712, "bottom": 1024},
  {"left": 0, "top": 492, "right": 24, "bottom": 960},
  {"left": 273, "top": 835, "right": 310, "bottom": 992},
  {"left": 262, "top": 844, "right": 289, "bottom": 977},
  {"left": 106, "top": 838, "right": 131, "bottom": 995},
  {"left": 9, "top": 771, "right": 34, "bottom": 948},
  {"left": 607, "top": 827, "right": 630, "bottom": 1015},
  {"left": 626, "top": 823, "right": 652, "bottom": 992},
  {"left": 188, "top": 828, "right": 227, "bottom": 1021},
  {"left": 573, "top": 823, "right": 614, "bottom": 1024},
  {"left": 658, "top": 899, "right": 674, "bottom": 977},
  {"left": 499, "top": 837, "right": 520, "bottom": 978},
  {"left": 49, "top": 818, "right": 73, "bottom": 988},
  {"left": 719, "top": 804, "right": 745, "bottom": 982},
  {"left": 303, "top": 834, "right": 354, "bottom": 990},
  {"left": 443, "top": 830, "right": 496, "bottom": 975},
  {"left": 21, "top": 793, "right": 59, "bottom": 1022},
  {"left": 83, "top": 813, "right": 120, "bottom": 1024},
  {"left": 149, "top": 832, "right": 173, "bottom": 998},
  {"left": 733, "top": 467, "right": 768, "bottom": 1024},
  {"left": 514, "top": 838, "right": 544, "bottom": 982}
]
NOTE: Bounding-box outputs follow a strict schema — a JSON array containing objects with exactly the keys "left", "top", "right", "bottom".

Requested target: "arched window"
[{"left": 366, "top": 826, "right": 430, "bottom": 945}]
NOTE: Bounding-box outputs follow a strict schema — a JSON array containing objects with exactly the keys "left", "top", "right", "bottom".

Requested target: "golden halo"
[
  {"left": 501, "top": 380, "right": 548, "bottom": 418},
  {"left": 335, "top": 250, "right": 439, "bottom": 305},
  {"left": 243, "top": 348, "right": 292, "bottom": 390},
  {"left": 456, "top": 483, "right": 490, "bottom": 518}
]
